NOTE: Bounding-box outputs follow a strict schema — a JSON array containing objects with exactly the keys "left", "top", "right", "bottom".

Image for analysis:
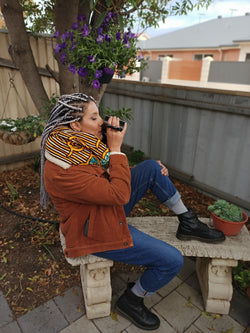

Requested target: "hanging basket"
[{"left": 0, "top": 129, "right": 36, "bottom": 145}]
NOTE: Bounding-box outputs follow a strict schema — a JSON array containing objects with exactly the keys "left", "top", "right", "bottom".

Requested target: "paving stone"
[
  {"left": 157, "top": 276, "right": 182, "bottom": 297},
  {"left": 59, "top": 315, "right": 100, "bottom": 333},
  {"left": 229, "top": 288, "right": 250, "bottom": 328},
  {"left": 54, "top": 286, "right": 85, "bottom": 323},
  {"left": 0, "top": 320, "right": 22, "bottom": 333},
  {"left": 176, "top": 281, "right": 204, "bottom": 311},
  {"left": 17, "top": 300, "right": 68, "bottom": 333},
  {"left": 185, "top": 272, "right": 201, "bottom": 293},
  {"left": 93, "top": 312, "right": 131, "bottom": 333},
  {"left": 144, "top": 292, "right": 162, "bottom": 309},
  {"left": 178, "top": 257, "right": 196, "bottom": 281},
  {"left": 125, "top": 312, "right": 176, "bottom": 333},
  {"left": 184, "top": 324, "right": 202, "bottom": 333},
  {"left": 153, "top": 290, "right": 201, "bottom": 332},
  {"left": 0, "top": 291, "right": 13, "bottom": 328},
  {"left": 194, "top": 313, "right": 245, "bottom": 333}
]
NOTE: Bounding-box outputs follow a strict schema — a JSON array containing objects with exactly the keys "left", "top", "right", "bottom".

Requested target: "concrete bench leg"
[
  {"left": 80, "top": 259, "right": 113, "bottom": 319},
  {"left": 196, "top": 257, "right": 238, "bottom": 315}
]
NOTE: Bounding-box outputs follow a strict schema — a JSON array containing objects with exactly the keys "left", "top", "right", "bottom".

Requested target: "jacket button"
[
  {"left": 119, "top": 221, "right": 123, "bottom": 225},
  {"left": 124, "top": 242, "right": 128, "bottom": 246}
]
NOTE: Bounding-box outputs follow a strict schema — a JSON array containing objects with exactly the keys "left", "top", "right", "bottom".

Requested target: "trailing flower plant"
[
  {"left": 208, "top": 199, "right": 244, "bottom": 222},
  {"left": 54, "top": 12, "right": 146, "bottom": 89}
]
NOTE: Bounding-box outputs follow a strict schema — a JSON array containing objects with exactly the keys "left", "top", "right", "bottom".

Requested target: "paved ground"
[{"left": 1, "top": 257, "right": 249, "bottom": 333}]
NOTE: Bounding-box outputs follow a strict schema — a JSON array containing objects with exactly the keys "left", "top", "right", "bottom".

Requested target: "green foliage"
[
  {"left": 99, "top": 105, "right": 133, "bottom": 122},
  {"left": 18, "top": 0, "right": 212, "bottom": 34},
  {"left": 233, "top": 261, "right": 250, "bottom": 289},
  {"left": 6, "top": 183, "right": 19, "bottom": 202},
  {"left": 128, "top": 150, "right": 145, "bottom": 166},
  {"left": 208, "top": 200, "right": 244, "bottom": 222},
  {"left": 0, "top": 115, "right": 45, "bottom": 138}
]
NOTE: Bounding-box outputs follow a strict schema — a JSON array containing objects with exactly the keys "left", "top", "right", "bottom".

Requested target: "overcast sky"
[{"left": 145, "top": 0, "right": 250, "bottom": 37}]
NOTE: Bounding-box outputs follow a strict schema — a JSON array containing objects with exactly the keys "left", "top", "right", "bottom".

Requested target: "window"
[
  {"left": 194, "top": 54, "right": 214, "bottom": 60},
  {"left": 157, "top": 55, "right": 173, "bottom": 61}
]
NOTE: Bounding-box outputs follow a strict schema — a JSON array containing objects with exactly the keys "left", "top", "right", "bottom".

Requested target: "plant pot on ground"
[{"left": 208, "top": 199, "right": 249, "bottom": 236}]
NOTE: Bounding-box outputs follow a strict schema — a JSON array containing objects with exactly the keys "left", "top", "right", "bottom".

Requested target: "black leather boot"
[
  {"left": 176, "top": 209, "right": 225, "bottom": 243},
  {"left": 116, "top": 283, "right": 160, "bottom": 330}
]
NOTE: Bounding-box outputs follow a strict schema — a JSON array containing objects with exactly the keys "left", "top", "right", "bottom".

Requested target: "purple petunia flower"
[
  {"left": 95, "top": 69, "right": 103, "bottom": 78},
  {"left": 71, "top": 22, "right": 79, "bottom": 30},
  {"left": 105, "top": 34, "right": 111, "bottom": 43},
  {"left": 70, "top": 42, "right": 76, "bottom": 51},
  {"left": 60, "top": 52, "right": 66, "bottom": 64},
  {"left": 54, "top": 31, "right": 60, "bottom": 38},
  {"left": 78, "top": 67, "right": 88, "bottom": 77},
  {"left": 68, "top": 64, "right": 77, "bottom": 74},
  {"left": 81, "top": 24, "right": 90, "bottom": 37},
  {"left": 93, "top": 79, "right": 100, "bottom": 89},
  {"left": 138, "top": 54, "right": 144, "bottom": 62},
  {"left": 54, "top": 43, "right": 61, "bottom": 53},
  {"left": 104, "top": 67, "right": 114, "bottom": 75},
  {"left": 61, "top": 32, "right": 69, "bottom": 41},
  {"left": 97, "top": 34, "right": 104, "bottom": 44},
  {"left": 116, "top": 32, "right": 121, "bottom": 40},
  {"left": 88, "top": 55, "right": 96, "bottom": 63},
  {"left": 124, "top": 41, "right": 131, "bottom": 49},
  {"left": 97, "top": 27, "right": 103, "bottom": 35},
  {"left": 77, "top": 14, "right": 86, "bottom": 22}
]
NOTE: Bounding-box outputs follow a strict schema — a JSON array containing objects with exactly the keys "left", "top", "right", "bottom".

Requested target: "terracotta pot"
[{"left": 211, "top": 211, "right": 248, "bottom": 236}]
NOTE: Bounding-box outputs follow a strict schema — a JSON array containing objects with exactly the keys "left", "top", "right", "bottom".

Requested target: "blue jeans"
[{"left": 94, "top": 159, "right": 183, "bottom": 294}]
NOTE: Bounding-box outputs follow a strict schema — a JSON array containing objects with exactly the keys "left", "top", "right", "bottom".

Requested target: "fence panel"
[{"left": 102, "top": 80, "right": 250, "bottom": 211}]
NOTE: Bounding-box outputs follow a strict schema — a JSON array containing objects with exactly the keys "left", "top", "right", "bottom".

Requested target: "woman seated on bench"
[{"left": 40, "top": 93, "right": 225, "bottom": 331}]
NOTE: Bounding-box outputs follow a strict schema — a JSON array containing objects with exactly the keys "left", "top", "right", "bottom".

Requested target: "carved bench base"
[
  {"left": 80, "top": 260, "right": 113, "bottom": 319},
  {"left": 196, "top": 258, "right": 238, "bottom": 314}
]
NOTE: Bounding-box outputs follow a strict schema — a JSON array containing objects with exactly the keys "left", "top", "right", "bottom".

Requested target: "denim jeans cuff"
[
  {"left": 132, "top": 278, "right": 155, "bottom": 297},
  {"left": 163, "top": 190, "right": 181, "bottom": 209}
]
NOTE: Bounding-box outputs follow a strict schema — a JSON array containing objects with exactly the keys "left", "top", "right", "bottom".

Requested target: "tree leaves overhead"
[{"left": 17, "top": 0, "right": 212, "bottom": 34}]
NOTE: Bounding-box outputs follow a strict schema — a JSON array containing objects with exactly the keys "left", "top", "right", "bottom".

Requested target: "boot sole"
[
  {"left": 176, "top": 233, "right": 225, "bottom": 243},
  {"left": 116, "top": 305, "right": 160, "bottom": 331}
]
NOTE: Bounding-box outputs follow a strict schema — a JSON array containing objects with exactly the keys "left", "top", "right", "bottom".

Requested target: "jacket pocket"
[{"left": 84, "top": 217, "right": 90, "bottom": 236}]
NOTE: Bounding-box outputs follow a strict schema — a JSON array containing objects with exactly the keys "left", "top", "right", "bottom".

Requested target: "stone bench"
[{"left": 60, "top": 216, "right": 250, "bottom": 319}]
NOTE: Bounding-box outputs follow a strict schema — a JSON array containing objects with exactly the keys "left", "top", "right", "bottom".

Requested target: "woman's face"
[{"left": 72, "top": 101, "right": 104, "bottom": 139}]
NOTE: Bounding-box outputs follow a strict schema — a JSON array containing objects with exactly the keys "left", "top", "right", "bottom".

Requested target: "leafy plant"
[
  {"left": 99, "top": 105, "right": 133, "bottom": 122},
  {"left": 233, "top": 261, "right": 250, "bottom": 291},
  {"left": 54, "top": 12, "right": 146, "bottom": 89},
  {"left": 6, "top": 183, "right": 19, "bottom": 202},
  {"left": 128, "top": 150, "right": 145, "bottom": 166},
  {"left": 0, "top": 115, "right": 45, "bottom": 138},
  {"left": 208, "top": 200, "right": 244, "bottom": 222}
]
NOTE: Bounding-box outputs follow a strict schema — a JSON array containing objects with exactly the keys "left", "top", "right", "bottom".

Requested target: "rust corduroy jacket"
[{"left": 44, "top": 154, "right": 133, "bottom": 258}]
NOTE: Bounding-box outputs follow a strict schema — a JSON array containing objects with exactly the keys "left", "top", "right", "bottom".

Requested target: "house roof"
[{"left": 137, "top": 14, "right": 250, "bottom": 50}]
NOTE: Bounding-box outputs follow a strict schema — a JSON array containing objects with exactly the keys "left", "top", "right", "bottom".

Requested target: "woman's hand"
[
  {"left": 106, "top": 116, "right": 127, "bottom": 152},
  {"left": 156, "top": 160, "right": 169, "bottom": 176}
]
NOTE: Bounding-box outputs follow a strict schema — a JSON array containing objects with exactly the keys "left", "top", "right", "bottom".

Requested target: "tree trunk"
[
  {"left": 0, "top": 0, "right": 49, "bottom": 114},
  {"left": 54, "top": 0, "right": 79, "bottom": 95}
]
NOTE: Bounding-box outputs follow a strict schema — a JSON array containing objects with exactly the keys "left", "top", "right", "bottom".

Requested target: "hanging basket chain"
[
  {"left": 1, "top": 72, "right": 16, "bottom": 119},
  {"left": 0, "top": 72, "right": 45, "bottom": 145}
]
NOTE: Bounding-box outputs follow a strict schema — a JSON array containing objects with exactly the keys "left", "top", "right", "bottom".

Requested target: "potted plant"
[
  {"left": 208, "top": 199, "right": 248, "bottom": 236},
  {"left": 54, "top": 12, "right": 146, "bottom": 89}
]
